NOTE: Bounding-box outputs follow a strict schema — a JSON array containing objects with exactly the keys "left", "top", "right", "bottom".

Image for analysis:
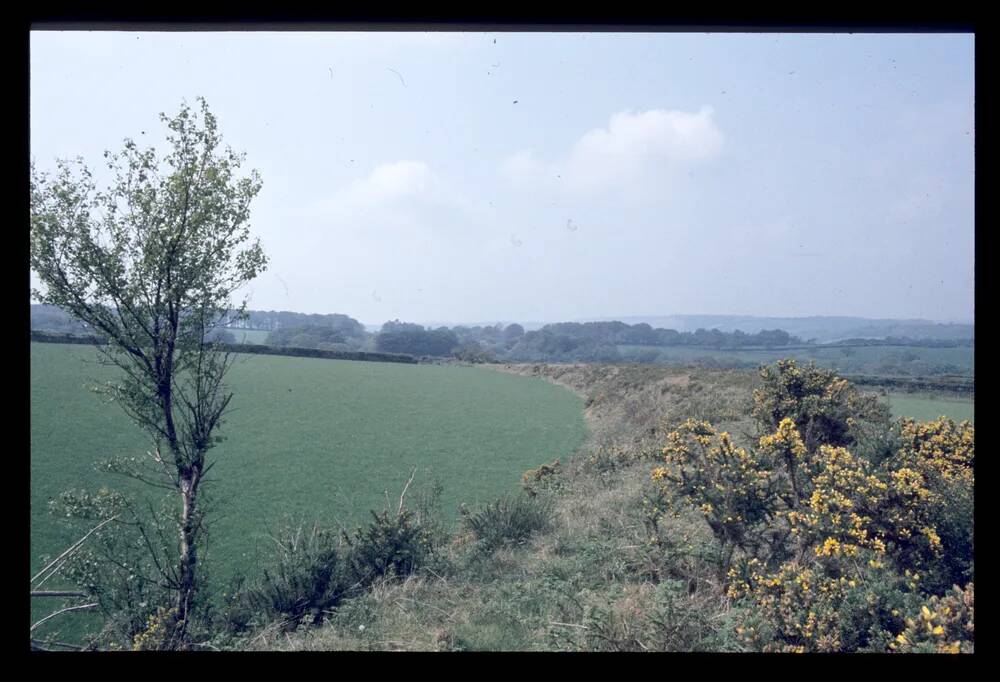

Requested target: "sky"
[{"left": 30, "top": 30, "right": 975, "bottom": 326}]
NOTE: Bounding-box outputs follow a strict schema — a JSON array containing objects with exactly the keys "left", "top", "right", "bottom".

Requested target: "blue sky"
[{"left": 30, "top": 31, "right": 974, "bottom": 326}]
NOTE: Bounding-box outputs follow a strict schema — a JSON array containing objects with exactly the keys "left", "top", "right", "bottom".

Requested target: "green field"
[
  {"left": 887, "top": 392, "right": 974, "bottom": 423},
  {"left": 31, "top": 342, "right": 586, "bottom": 637},
  {"left": 616, "top": 344, "right": 974, "bottom": 377},
  {"left": 231, "top": 329, "right": 271, "bottom": 344}
]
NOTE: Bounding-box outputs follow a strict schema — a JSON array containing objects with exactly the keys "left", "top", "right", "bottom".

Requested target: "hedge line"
[
  {"left": 844, "top": 373, "right": 974, "bottom": 394},
  {"left": 212, "top": 342, "right": 417, "bottom": 364},
  {"left": 30, "top": 331, "right": 417, "bottom": 365},
  {"left": 30, "top": 330, "right": 107, "bottom": 345}
]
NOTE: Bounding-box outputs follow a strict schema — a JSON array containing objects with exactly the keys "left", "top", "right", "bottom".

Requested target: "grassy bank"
[{"left": 240, "top": 362, "right": 760, "bottom": 651}]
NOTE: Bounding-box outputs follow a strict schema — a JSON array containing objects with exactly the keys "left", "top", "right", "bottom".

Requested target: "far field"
[
  {"left": 31, "top": 343, "right": 587, "bottom": 636},
  {"left": 887, "top": 392, "right": 974, "bottom": 423},
  {"left": 230, "top": 329, "right": 271, "bottom": 344},
  {"left": 616, "top": 343, "right": 974, "bottom": 377}
]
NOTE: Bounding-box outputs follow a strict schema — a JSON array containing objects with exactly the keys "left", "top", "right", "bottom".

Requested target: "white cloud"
[
  {"left": 294, "top": 159, "right": 493, "bottom": 255},
  {"left": 302, "top": 160, "right": 476, "bottom": 226},
  {"left": 502, "top": 106, "right": 723, "bottom": 200},
  {"left": 333, "top": 160, "right": 437, "bottom": 207},
  {"left": 499, "top": 150, "right": 543, "bottom": 184}
]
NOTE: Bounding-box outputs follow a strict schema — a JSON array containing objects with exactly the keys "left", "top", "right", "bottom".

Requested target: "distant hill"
[{"left": 578, "top": 315, "right": 974, "bottom": 344}]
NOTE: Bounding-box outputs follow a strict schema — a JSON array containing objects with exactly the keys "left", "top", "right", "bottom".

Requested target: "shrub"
[
  {"left": 132, "top": 607, "right": 181, "bottom": 651},
  {"left": 342, "top": 508, "right": 434, "bottom": 587},
  {"left": 50, "top": 488, "right": 184, "bottom": 649},
  {"left": 727, "top": 556, "right": 921, "bottom": 652},
  {"left": 892, "top": 583, "right": 974, "bottom": 653},
  {"left": 230, "top": 521, "right": 348, "bottom": 632},
  {"left": 228, "top": 478, "right": 442, "bottom": 636},
  {"left": 651, "top": 362, "right": 974, "bottom": 652},
  {"left": 752, "top": 359, "right": 889, "bottom": 452},
  {"left": 654, "top": 419, "right": 779, "bottom": 575},
  {"left": 460, "top": 493, "right": 553, "bottom": 552},
  {"left": 887, "top": 417, "right": 975, "bottom": 591},
  {"left": 521, "top": 459, "right": 561, "bottom": 496}
]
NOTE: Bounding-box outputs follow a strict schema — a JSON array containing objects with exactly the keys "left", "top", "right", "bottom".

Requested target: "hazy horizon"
[{"left": 30, "top": 31, "right": 975, "bottom": 324}]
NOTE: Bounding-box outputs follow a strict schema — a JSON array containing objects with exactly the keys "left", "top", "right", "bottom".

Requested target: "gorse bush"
[
  {"left": 752, "top": 359, "right": 890, "bottom": 452},
  {"left": 651, "top": 360, "right": 974, "bottom": 653},
  {"left": 892, "top": 583, "right": 974, "bottom": 654},
  {"left": 228, "top": 521, "right": 348, "bottom": 632},
  {"left": 654, "top": 420, "right": 780, "bottom": 577},
  {"left": 342, "top": 507, "right": 434, "bottom": 586},
  {"left": 727, "top": 557, "right": 923, "bottom": 652},
  {"left": 227, "top": 477, "right": 443, "bottom": 637},
  {"left": 460, "top": 493, "right": 554, "bottom": 552}
]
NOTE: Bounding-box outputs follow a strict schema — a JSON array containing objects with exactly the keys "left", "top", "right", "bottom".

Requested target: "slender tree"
[{"left": 30, "top": 98, "right": 267, "bottom": 645}]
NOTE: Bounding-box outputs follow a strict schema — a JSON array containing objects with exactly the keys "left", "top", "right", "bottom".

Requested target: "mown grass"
[{"left": 30, "top": 342, "right": 587, "bottom": 640}]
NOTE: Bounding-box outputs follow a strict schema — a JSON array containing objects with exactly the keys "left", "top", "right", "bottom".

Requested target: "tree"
[
  {"left": 375, "top": 327, "right": 458, "bottom": 357},
  {"left": 30, "top": 98, "right": 267, "bottom": 646},
  {"left": 503, "top": 323, "right": 525, "bottom": 345}
]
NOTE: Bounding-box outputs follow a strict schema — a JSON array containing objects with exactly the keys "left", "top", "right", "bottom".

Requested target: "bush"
[
  {"left": 460, "top": 493, "right": 553, "bottom": 552},
  {"left": 888, "top": 417, "right": 975, "bottom": 591},
  {"left": 654, "top": 419, "right": 781, "bottom": 575},
  {"left": 452, "top": 343, "right": 497, "bottom": 364},
  {"left": 342, "top": 508, "right": 434, "bottom": 587},
  {"left": 521, "top": 459, "right": 561, "bottom": 496},
  {"left": 49, "top": 488, "right": 185, "bottom": 650},
  {"left": 727, "top": 556, "right": 922, "bottom": 652},
  {"left": 650, "top": 362, "right": 974, "bottom": 652},
  {"left": 892, "top": 583, "right": 974, "bottom": 653},
  {"left": 228, "top": 521, "right": 348, "bottom": 632},
  {"left": 752, "top": 359, "right": 890, "bottom": 452}
]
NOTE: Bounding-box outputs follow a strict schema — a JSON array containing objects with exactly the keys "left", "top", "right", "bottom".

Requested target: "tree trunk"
[{"left": 174, "top": 475, "right": 198, "bottom": 646}]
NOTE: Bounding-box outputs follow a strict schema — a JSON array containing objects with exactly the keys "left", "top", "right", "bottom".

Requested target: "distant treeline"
[
  {"left": 31, "top": 304, "right": 973, "bottom": 366},
  {"left": 216, "top": 309, "right": 367, "bottom": 339}
]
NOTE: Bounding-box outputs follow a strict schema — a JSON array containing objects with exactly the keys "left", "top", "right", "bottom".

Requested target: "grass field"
[
  {"left": 230, "top": 329, "right": 271, "bottom": 344},
  {"left": 31, "top": 342, "right": 587, "bottom": 639},
  {"left": 887, "top": 392, "right": 974, "bottom": 423}
]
